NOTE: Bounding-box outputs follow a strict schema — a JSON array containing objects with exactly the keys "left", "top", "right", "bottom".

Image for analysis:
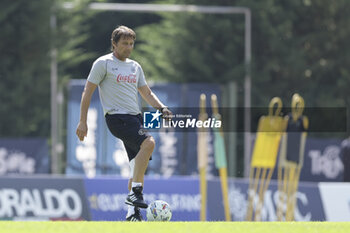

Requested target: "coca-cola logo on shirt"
[{"left": 116, "top": 74, "right": 137, "bottom": 83}]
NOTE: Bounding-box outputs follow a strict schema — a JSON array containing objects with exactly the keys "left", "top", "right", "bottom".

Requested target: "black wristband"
[{"left": 160, "top": 107, "right": 168, "bottom": 113}]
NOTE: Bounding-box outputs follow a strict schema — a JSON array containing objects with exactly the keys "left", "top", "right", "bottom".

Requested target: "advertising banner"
[
  {"left": 0, "top": 138, "right": 50, "bottom": 175},
  {"left": 66, "top": 80, "right": 105, "bottom": 177},
  {"left": 84, "top": 176, "right": 328, "bottom": 222},
  {"left": 101, "top": 132, "right": 130, "bottom": 176},
  {"left": 319, "top": 182, "right": 350, "bottom": 221},
  {"left": 181, "top": 83, "right": 222, "bottom": 176},
  {"left": 301, "top": 138, "right": 343, "bottom": 182},
  {"left": 145, "top": 84, "right": 184, "bottom": 176},
  {"left": 0, "top": 176, "right": 90, "bottom": 220},
  {"left": 84, "top": 176, "right": 200, "bottom": 221},
  {"left": 1, "top": 175, "right": 347, "bottom": 221},
  {"left": 207, "top": 178, "right": 325, "bottom": 221},
  {"left": 266, "top": 137, "right": 344, "bottom": 182}
]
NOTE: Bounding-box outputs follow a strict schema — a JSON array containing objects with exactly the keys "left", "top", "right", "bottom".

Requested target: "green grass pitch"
[{"left": 1, "top": 222, "right": 350, "bottom": 233}]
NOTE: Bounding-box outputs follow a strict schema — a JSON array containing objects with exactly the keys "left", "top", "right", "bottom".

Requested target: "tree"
[
  {"left": 133, "top": 0, "right": 350, "bottom": 135},
  {"left": 0, "top": 0, "right": 97, "bottom": 137},
  {"left": 67, "top": 0, "right": 162, "bottom": 79},
  {"left": 0, "top": 0, "right": 53, "bottom": 137},
  {"left": 132, "top": 0, "right": 245, "bottom": 83},
  {"left": 133, "top": 0, "right": 350, "bottom": 105}
]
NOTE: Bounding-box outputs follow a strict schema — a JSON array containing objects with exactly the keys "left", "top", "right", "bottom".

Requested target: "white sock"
[
  {"left": 126, "top": 205, "right": 135, "bottom": 218},
  {"left": 130, "top": 182, "right": 142, "bottom": 194}
]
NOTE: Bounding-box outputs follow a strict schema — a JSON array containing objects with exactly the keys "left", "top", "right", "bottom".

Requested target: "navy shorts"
[{"left": 105, "top": 113, "right": 151, "bottom": 161}]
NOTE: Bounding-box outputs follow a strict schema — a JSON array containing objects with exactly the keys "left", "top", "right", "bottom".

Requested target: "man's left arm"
[{"left": 138, "top": 85, "right": 172, "bottom": 118}]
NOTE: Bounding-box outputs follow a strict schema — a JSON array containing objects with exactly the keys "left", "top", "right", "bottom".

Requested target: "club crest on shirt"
[
  {"left": 131, "top": 66, "right": 136, "bottom": 73},
  {"left": 138, "top": 129, "right": 146, "bottom": 135}
]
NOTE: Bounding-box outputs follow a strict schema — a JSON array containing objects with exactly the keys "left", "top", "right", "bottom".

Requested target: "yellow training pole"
[
  {"left": 199, "top": 167, "right": 207, "bottom": 221},
  {"left": 286, "top": 163, "right": 296, "bottom": 221},
  {"left": 254, "top": 167, "right": 267, "bottom": 221},
  {"left": 289, "top": 165, "right": 302, "bottom": 220},
  {"left": 211, "top": 94, "right": 231, "bottom": 221},
  {"left": 277, "top": 166, "right": 284, "bottom": 221},
  {"left": 198, "top": 94, "right": 208, "bottom": 221},
  {"left": 260, "top": 167, "right": 274, "bottom": 216},
  {"left": 246, "top": 167, "right": 261, "bottom": 221},
  {"left": 219, "top": 168, "right": 231, "bottom": 221},
  {"left": 246, "top": 168, "right": 256, "bottom": 221}
]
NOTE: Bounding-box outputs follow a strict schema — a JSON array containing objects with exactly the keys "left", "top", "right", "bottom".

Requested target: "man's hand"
[
  {"left": 76, "top": 121, "right": 88, "bottom": 141},
  {"left": 161, "top": 107, "right": 173, "bottom": 121}
]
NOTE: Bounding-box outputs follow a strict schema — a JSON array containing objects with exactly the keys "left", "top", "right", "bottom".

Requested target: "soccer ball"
[{"left": 146, "top": 200, "right": 172, "bottom": 221}]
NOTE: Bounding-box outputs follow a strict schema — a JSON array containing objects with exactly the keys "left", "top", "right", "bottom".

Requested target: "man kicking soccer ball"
[{"left": 76, "top": 25, "right": 171, "bottom": 221}]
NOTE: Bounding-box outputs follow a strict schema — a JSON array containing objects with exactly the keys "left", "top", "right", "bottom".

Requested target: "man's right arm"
[{"left": 76, "top": 81, "right": 97, "bottom": 141}]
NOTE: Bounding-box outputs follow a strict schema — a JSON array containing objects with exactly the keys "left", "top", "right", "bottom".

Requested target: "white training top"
[{"left": 87, "top": 53, "right": 147, "bottom": 116}]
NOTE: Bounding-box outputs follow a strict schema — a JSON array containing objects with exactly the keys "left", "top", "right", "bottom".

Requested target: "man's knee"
[{"left": 141, "top": 136, "right": 155, "bottom": 152}]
